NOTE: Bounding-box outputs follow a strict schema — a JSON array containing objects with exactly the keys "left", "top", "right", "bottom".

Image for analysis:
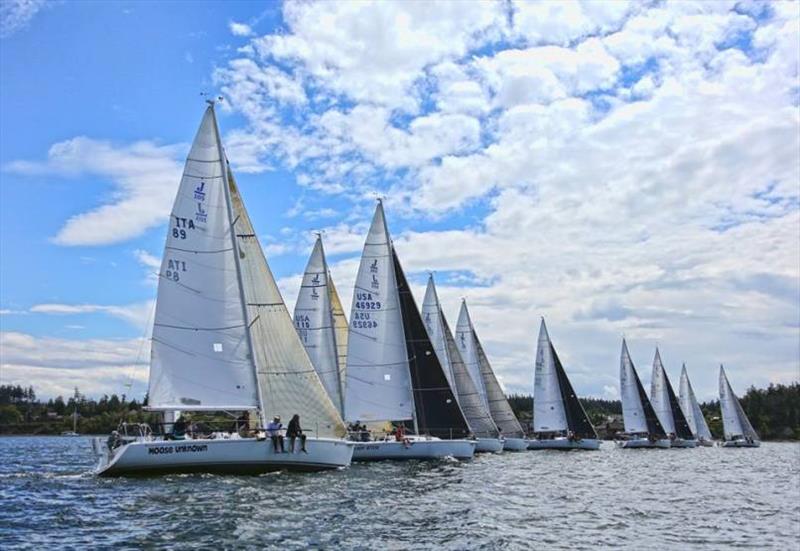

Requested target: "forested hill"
[{"left": 1, "top": 383, "right": 798, "bottom": 439}]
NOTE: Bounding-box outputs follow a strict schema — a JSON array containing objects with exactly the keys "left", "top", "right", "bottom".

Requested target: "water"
[{"left": 0, "top": 437, "right": 798, "bottom": 550}]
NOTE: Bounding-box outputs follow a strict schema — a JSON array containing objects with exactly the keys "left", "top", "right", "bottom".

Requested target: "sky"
[{"left": 0, "top": 0, "right": 798, "bottom": 403}]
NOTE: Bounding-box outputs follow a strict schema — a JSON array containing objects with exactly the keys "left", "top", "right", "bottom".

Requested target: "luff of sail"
[
  {"left": 654, "top": 352, "right": 694, "bottom": 440},
  {"left": 719, "top": 365, "right": 759, "bottom": 441},
  {"left": 344, "top": 201, "right": 414, "bottom": 423},
  {"left": 679, "top": 364, "right": 712, "bottom": 440},
  {"left": 421, "top": 276, "right": 455, "bottom": 389},
  {"left": 649, "top": 349, "right": 693, "bottom": 440},
  {"left": 148, "top": 105, "right": 259, "bottom": 411},
  {"left": 392, "top": 248, "right": 471, "bottom": 439},
  {"left": 620, "top": 340, "right": 667, "bottom": 438},
  {"left": 294, "top": 237, "right": 344, "bottom": 413},
  {"left": 534, "top": 319, "right": 568, "bottom": 433},
  {"left": 228, "top": 169, "right": 345, "bottom": 437},
  {"left": 455, "top": 301, "right": 489, "bottom": 413}
]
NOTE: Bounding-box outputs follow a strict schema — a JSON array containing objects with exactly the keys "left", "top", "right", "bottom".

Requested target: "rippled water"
[{"left": 0, "top": 437, "right": 798, "bottom": 550}]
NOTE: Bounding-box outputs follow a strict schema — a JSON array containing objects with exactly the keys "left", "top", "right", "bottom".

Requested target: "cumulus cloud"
[
  {"left": 28, "top": 301, "right": 155, "bottom": 331},
  {"left": 229, "top": 21, "right": 253, "bottom": 37},
  {"left": 0, "top": 0, "right": 48, "bottom": 38}
]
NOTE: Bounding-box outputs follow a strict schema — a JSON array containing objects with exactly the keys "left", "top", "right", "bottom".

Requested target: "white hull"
[
  {"left": 617, "top": 438, "right": 671, "bottom": 449},
  {"left": 721, "top": 440, "right": 760, "bottom": 448},
  {"left": 352, "top": 438, "right": 475, "bottom": 461},
  {"left": 475, "top": 438, "right": 504, "bottom": 453},
  {"left": 502, "top": 437, "right": 528, "bottom": 451},
  {"left": 697, "top": 438, "right": 715, "bottom": 447},
  {"left": 528, "top": 437, "right": 600, "bottom": 450},
  {"left": 670, "top": 438, "right": 698, "bottom": 448},
  {"left": 93, "top": 436, "right": 353, "bottom": 476}
]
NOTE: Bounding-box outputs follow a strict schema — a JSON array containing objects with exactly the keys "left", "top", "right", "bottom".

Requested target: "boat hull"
[
  {"left": 352, "top": 439, "right": 475, "bottom": 461},
  {"left": 528, "top": 438, "right": 600, "bottom": 450},
  {"left": 93, "top": 436, "right": 353, "bottom": 476},
  {"left": 617, "top": 438, "right": 671, "bottom": 449},
  {"left": 670, "top": 438, "right": 698, "bottom": 448},
  {"left": 697, "top": 439, "right": 715, "bottom": 447},
  {"left": 721, "top": 440, "right": 760, "bottom": 448},
  {"left": 474, "top": 438, "right": 504, "bottom": 453},
  {"left": 502, "top": 437, "right": 528, "bottom": 451}
]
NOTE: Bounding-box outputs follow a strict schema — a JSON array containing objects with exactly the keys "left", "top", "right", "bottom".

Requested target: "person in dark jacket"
[{"left": 286, "top": 414, "right": 307, "bottom": 453}]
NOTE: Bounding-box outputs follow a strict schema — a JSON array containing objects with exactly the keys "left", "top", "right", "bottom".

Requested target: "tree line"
[{"left": 0, "top": 382, "right": 797, "bottom": 439}]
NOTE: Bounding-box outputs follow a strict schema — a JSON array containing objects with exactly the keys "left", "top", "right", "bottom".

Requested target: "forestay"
[
  {"left": 719, "top": 365, "right": 759, "bottom": 441},
  {"left": 679, "top": 364, "right": 712, "bottom": 440},
  {"left": 148, "top": 105, "right": 259, "bottom": 411},
  {"left": 533, "top": 319, "right": 568, "bottom": 433},
  {"left": 294, "top": 237, "right": 343, "bottom": 413},
  {"left": 228, "top": 170, "right": 345, "bottom": 438},
  {"left": 455, "top": 302, "right": 489, "bottom": 412},
  {"left": 344, "top": 202, "right": 414, "bottom": 423},
  {"left": 328, "top": 276, "right": 349, "bottom": 402}
]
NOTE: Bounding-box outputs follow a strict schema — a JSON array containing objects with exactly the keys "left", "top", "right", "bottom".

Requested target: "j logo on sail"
[
  {"left": 312, "top": 273, "right": 320, "bottom": 284},
  {"left": 194, "top": 181, "right": 206, "bottom": 201},
  {"left": 370, "top": 259, "right": 378, "bottom": 273}
]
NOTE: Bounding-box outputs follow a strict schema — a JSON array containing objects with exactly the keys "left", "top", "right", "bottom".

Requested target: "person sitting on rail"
[
  {"left": 266, "top": 416, "right": 285, "bottom": 453},
  {"left": 286, "top": 414, "right": 307, "bottom": 453}
]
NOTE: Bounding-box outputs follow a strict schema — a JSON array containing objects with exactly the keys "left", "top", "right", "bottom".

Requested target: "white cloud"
[
  {"left": 229, "top": 21, "right": 253, "bottom": 37},
  {"left": 29, "top": 301, "right": 154, "bottom": 331},
  {"left": 5, "top": 137, "right": 184, "bottom": 246},
  {"left": 0, "top": 0, "right": 48, "bottom": 38}
]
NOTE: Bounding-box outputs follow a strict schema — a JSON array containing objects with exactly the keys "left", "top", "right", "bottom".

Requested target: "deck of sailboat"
[
  {"left": 351, "top": 437, "right": 475, "bottom": 461},
  {"left": 528, "top": 437, "right": 601, "bottom": 450}
]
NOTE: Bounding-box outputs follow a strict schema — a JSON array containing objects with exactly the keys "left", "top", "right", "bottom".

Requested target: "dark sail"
[
  {"left": 633, "top": 366, "right": 667, "bottom": 438},
  {"left": 551, "top": 344, "right": 597, "bottom": 440},
  {"left": 392, "top": 248, "right": 471, "bottom": 439},
  {"left": 664, "top": 371, "right": 694, "bottom": 440}
]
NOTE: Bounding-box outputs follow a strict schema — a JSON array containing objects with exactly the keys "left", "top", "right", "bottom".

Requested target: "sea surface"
[{"left": 0, "top": 437, "right": 798, "bottom": 550}]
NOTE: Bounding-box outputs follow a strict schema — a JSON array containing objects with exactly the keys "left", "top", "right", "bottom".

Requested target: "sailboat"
[
  {"left": 61, "top": 408, "right": 79, "bottom": 437},
  {"left": 528, "top": 319, "right": 600, "bottom": 450},
  {"left": 649, "top": 349, "right": 697, "bottom": 448},
  {"left": 421, "top": 275, "right": 504, "bottom": 453},
  {"left": 678, "top": 364, "right": 714, "bottom": 446},
  {"left": 344, "top": 201, "right": 475, "bottom": 461},
  {"left": 294, "top": 235, "right": 348, "bottom": 415},
  {"left": 719, "top": 365, "right": 760, "bottom": 448},
  {"left": 93, "top": 103, "right": 353, "bottom": 476},
  {"left": 617, "top": 339, "right": 670, "bottom": 449},
  {"left": 455, "top": 301, "right": 528, "bottom": 451}
]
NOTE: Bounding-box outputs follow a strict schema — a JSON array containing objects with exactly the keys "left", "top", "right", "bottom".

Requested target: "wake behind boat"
[
  {"left": 93, "top": 103, "right": 353, "bottom": 476},
  {"left": 528, "top": 319, "right": 600, "bottom": 451},
  {"left": 343, "top": 202, "right": 475, "bottom": 461},
  {"left": 617, "top": 339, "right": 671, "bottom": 449},
  {"left": 719, "top": 365, "right": 760, "bottom": 448}
]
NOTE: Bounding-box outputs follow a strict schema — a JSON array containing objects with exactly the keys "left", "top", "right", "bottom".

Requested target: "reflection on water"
[{"left": 1, "top": 437, "right": 798, "bottom": 549}]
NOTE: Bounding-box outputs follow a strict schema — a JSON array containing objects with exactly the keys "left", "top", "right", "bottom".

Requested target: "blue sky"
[{"left": 1, "top": 0, "right": 798, "bottom": 402}]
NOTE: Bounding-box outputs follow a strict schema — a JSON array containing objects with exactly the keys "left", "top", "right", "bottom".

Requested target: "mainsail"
[
  {"left": 620, "top": 339, "right": 666, "bottom": 438},
  {"left": 392, "top": 250, "right": 471, "bottom": 439},
  {"left": 649, "top": 349, "right": 693, "bottom": 440},
  {"left": 344, "top": 202, "right": 414, "bottom": 423},
  {"left": 719, "top": 365, "right": 759, "bottom": 441},
  {"left": 455, "top": 301, "right": 489, "bottom": 412},
  {"left": 534, "top": 319, "right": 597, "bottom": 439},
  {"left": 423, "top": 276, "right": 499, "bottom": 439},
  {"left": 679, "top": 364, "right": 712, "bottom": 440},
  {"left": 148, "top": 105, "right": 259, "bottom": 411},
  {"left": 294, "top": 236, "right": 344, "bottom": 413},
  {"left": 228, "top": 169, "right": 345, "bottom": 437},
  {"left": 459, "top": 301, "right": 525, "bottom": 438}
]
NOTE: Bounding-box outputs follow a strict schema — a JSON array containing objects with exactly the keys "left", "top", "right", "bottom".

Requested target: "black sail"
[
  {"left": 665, "top": 372, "right": 694, "bottom": 440},
  {"left": 551, "top": 344, "right": 597, "bottom": 439},
  {"left": 392, "top": 248, "right": 471, "bottom": 439},
  {"left": 633, "top": 367, "right": 668, "bottom": 438}
]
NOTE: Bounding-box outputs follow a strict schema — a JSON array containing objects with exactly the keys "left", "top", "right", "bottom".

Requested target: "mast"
[
  {"left": 319, "top": 236, "right": 346, "bottom": 415},
  {"left": 209, "top": 101, "right": 265, "bottom": 425}
]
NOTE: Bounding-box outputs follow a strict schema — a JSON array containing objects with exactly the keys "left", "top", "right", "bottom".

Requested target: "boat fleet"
[{"left": 92, "top": 105, "right": 762, "bottom": 476}]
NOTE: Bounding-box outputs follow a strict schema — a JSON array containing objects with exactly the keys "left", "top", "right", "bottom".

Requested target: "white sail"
[
  {"left": 649, "top": 349, "right": 676, "bottom": 435},
  {"left": 421, "top": 276, "right": 455, "bottom": 388},
  {"left": 679, "top": 364, "right": 712, "bottom": 440},
  {"left": 455, "top": 301, "right": 489, "bottom": 410},
  {"left": 148, "top": 105, "right": 258, "bottom": 411},
  {"left": 228, "top": 170, "right": 345, "bottom": 437},
  {"left": 294, "top": 237, "right": 343, "bottom": 413},
  {"left": 344, "top": 202, "right": 414, "bottom": 423},
  {"left": 620, "top": 339, "right": 648, "bottom": 434},
  {"left": 328, "top": 275, "right": 349, "bottom": 401},
  {"left": 475, "top": 337, "right": 526, "bottom": 438},
  {"left": 533, "top": 319, "right": 568, "bottom": 433},
  {"left": 719, "top": 366, "right": 759, "bottom": 441}
]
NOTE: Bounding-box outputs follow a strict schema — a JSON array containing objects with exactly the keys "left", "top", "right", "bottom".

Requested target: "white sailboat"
[
  {"left": 617, "top": 339, "right": 670, "bottom": 449},
  {"left": 61, "top": 408, "right": 79, "bottom": 437},
  {"left": 455, "top": 301, "right": 527, "bottom": 451},
  {"left": 422, "top": 276, "right": 503, "bottom": 453},
  {"left": 649, "top": 349, "right": 697, "bottom": 448},
  {"left": 345, "top": 201, "right": 475, "bottom": 461},
  {"left": 294, "top": 235, "right": 347, "bottom": 415},
  {"left": 678, "top": 364, "right": 714, "bottom": 446},
  {"left": 719, "top": 365, "right": 760, "bottom": 448},
  {"left": 528, "top": 319, "right": 600, "bottom": 450},
  {"left": 93, "top": 103, "right": 353, "bottom": 476}
]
